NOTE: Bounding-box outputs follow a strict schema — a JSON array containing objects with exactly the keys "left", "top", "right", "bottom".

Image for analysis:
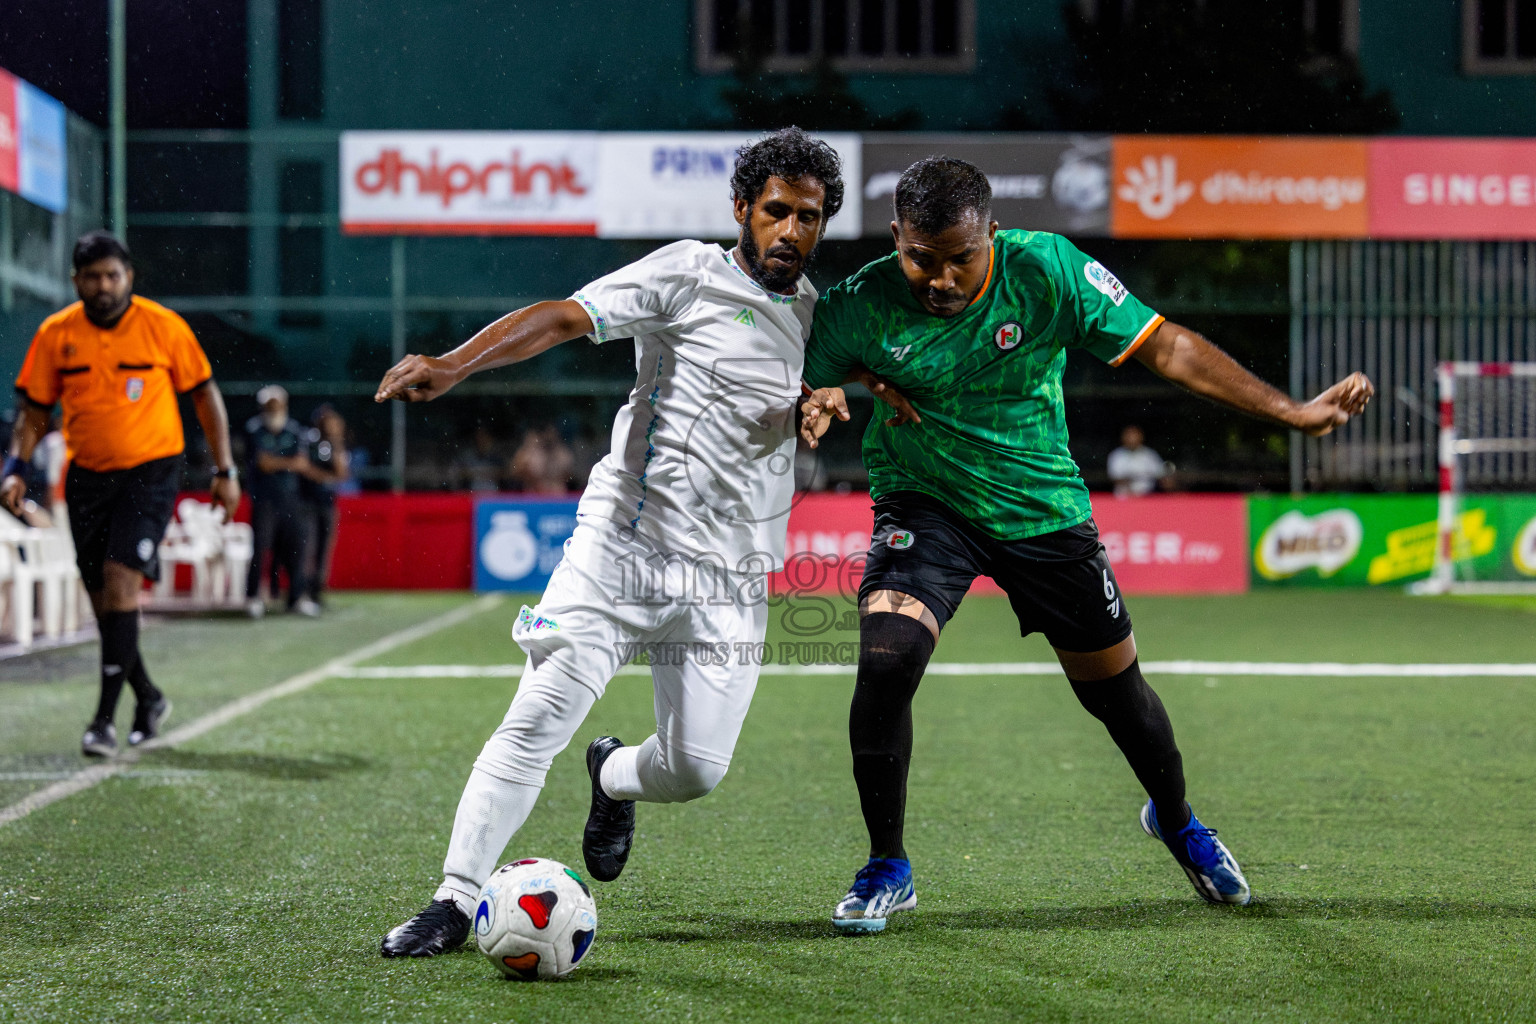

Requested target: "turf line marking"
[
  {"left": 335, "top": 659, "right": 1536, "bottom": 680},
  {"left": 0, "top": 595, "right": 503, "bottom": 828}
]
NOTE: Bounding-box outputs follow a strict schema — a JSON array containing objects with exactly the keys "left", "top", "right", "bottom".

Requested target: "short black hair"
[
  {"left": 730, "top": 126, "right": 844, "bottom": 222},
  {"left": 893, "top": 157, "right": 992, "bottom": 236},
  {"left": 72, "top": 231, "right": 132, "bottom": 272}
]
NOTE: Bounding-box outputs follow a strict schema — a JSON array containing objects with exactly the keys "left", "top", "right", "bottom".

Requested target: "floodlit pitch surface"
[{"left": 1, "top": 590, "right": 1533, "bottom": 1023}]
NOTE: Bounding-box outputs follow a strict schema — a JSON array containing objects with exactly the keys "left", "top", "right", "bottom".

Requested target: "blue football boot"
[
  {"left": 831, "top": 858, "right": 916, "bottom": 933},
  {"left": 1140, "top": 800, "right": 1252, "bottom": 906}
]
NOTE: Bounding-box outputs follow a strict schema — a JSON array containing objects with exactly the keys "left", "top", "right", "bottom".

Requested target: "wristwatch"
[{"left": 212, "top": 466, "right": 239, "bottom": 481}]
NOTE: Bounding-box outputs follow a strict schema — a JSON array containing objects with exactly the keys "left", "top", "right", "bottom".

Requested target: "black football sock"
[
  {"left": 94, "top": 611, "right": 142, "bottom": 725},
  {"left": 850, "top": 612, "right": 936, "bottom": 861},
  {"left": 128, "top": 657, "right": 163, "bottom": 721},
  {"left": 1069, "top": 659, "right": 1191, "bottom": 834}
]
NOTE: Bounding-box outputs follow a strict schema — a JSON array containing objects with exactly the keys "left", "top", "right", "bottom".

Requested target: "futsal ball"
[{"left": 473, "top": 858, "right": 598, "bottom": 980}]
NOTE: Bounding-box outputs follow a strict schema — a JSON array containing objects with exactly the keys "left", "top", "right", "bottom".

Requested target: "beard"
[
  {"left": 738, "top": 229, "right": 810, "bottom": 294},
  {"left": 82, "top": 288, "right": 132, "bottom": 324}
]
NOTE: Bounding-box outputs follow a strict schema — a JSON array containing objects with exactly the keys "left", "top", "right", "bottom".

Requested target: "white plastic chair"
[{"left": 221, "top": 521, "right": 254, "bottom": 603}]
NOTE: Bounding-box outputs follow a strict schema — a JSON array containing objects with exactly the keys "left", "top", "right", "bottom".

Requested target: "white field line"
[
  {"left": 0, "top": 595, "right": 503, "bottom": 828},
  {"left": 337, "top": 659, "right": 1536, "bottom": 680}
]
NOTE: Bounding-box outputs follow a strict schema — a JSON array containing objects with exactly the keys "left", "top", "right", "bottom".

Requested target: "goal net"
[{"left": 1415, "top": 361, "right": 1536, "bottom": 594}]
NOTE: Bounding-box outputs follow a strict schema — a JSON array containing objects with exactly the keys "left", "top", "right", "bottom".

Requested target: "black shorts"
[
  {"left": 66, "top": 454, "right": 183, "bottom": 590},
  {"left": 858, "top": 491, "right": 1133, "bottom": 653}
]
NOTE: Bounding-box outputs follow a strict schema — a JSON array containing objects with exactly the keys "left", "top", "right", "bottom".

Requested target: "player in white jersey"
[{"left": 376, "top": 128, "right": 847, "bottom": 957}]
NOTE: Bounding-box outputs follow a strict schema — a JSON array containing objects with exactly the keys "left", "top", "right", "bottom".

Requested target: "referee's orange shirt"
[{"left": 15, "top": 297, "right": 212, "bottom": 473}]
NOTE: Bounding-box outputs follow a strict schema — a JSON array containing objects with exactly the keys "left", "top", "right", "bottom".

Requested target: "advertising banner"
[
  {"left": 0, "top": 69, "right": 17, "bottom": 195},
  {"left": 474, "top": 498, "right": 580, "bottom": 592},
  {"left": 0, "top": 67, "right": 66, "bottom": 213},
  {"left": 341, "top": 132, "right": 601, "bottom": 235},
  {"left": 861, "top": 134, "right": 1110, "bottom": 237},
  {"left": 779, "top": 492, "right": 1248, "bottom": 596},
  {"left": 1091, "top": 494, "right": 1249, "bottom": 594},
  {"left": 1369, "top": 138, "right": 1536, "bottom": 240},
  {"left": 598, "top": 132, "right": 861, "bottom": 240},
  {"left": 1112, "top": 136, "right": 1369, "bottom": 238},
  {"left": 15, "top": 78, "right": 65, "bottom": 213},
  {"left": 341, "top": 131, "right": 858, "bottom": 238},
  {"left": 1248, "top": 494, "right": 1536, "bottom": 587}
]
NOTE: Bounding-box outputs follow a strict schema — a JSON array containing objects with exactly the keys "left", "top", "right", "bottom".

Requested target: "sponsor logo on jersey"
[
  {"left": 733, "top": 307, "right": 756, "bottom": 328},
  {"left": 887, "top": 530, "right": 915, "bottom": 550},
  {"left": 994, "top": 321, "right": 1024, "bottom": 350},
  {"left": 1083, "top": 262, "right": 1128, "bottom": 306},
  {"left": 125, "top": 376, "right": 145, "bottom": 401}
]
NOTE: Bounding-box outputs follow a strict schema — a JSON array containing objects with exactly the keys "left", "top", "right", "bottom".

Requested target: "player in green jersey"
[{"left": 800, "top": 157, "right": 1374, "bottom": 932}]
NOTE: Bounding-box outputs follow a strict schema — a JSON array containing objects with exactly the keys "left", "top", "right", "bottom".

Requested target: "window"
[
  {"left": 278, "top": 0, "right": 324, "bottom": 119},
  {"left": 1076, "top": 0, "right": 1359, "bottom": 55},
  {"left": 696, "top": 0, "right": 975, "bottom": 72},
  {"left": 1464, "top": 0, "right": 1536, "bottom": 73}
]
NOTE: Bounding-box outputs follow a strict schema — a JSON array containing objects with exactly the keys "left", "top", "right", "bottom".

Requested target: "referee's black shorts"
[
  {"left": 65, "top": 454, "right": 183, "bottom": 590},
  {"left": 858, "top": 490, "right": 1133, "bottom": 653}
]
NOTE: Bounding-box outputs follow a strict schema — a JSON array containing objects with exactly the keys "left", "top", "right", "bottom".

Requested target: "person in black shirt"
[
  {"left": 244, "top": 386, "right": 315, "bottom": 617},
  {"left": 299, "top": 404, "right": 349, "bottom": 607}
]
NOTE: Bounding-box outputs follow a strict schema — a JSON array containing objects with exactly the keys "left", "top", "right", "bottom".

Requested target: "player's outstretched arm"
[
  {"left": 375, "top": 299, "right": 594, "bottom": 403},
  {"left": 1132, "top": 320, "right": 1374, "bottom": 437}
]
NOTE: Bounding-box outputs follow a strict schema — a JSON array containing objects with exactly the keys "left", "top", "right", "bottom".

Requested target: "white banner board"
[
  {"left": 340, "top": 131, "right": 860, "bottom": 239},
  {"left": 595, "top": 132, "right": 861, "bottom": 239},
  {"left": 341, "top": 131, "right": 601, "bottom": 235}
]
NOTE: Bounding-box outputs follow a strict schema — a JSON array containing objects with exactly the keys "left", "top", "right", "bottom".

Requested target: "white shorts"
[{"left": 511, "top": 516, "right": 770, "bottom": 765}]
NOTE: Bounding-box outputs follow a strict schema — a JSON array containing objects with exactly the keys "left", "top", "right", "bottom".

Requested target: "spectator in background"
[
  {"left": 1107, "top": 425, "right": 1171, "bottom": 498},
  {"left": 509, "top": 424, "right": 575, "bottom": 494},
  {"left": 451, "top": 425, "right": 503, "bottom": 492},
  {"left": 299, "top": 404, "right": 350, "bottom": 608},
  {"left": 244, "top": 385, "right": 316, "bottom": 617}
]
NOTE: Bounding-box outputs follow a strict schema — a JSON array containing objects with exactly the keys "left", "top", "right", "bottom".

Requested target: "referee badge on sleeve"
[{"left": 125, "top": 377, "right": 145, "bottom": 401}]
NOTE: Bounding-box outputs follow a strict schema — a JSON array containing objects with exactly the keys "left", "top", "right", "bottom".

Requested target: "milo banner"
[{"left": 1249, "top": 494, "right": 1536, "bottom": 587}]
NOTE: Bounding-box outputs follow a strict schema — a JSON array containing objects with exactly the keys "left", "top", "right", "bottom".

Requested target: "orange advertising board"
[{"left": 1112, "top": 136, "right": 1369, "bottom": 238}]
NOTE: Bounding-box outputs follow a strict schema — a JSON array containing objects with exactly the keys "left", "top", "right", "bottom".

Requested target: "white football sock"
[
  {"left": 436, "top": 766, "right": 541, "bottom": 918},
  {"left": 601, "top": 734, "right": 729, "bottom": 804},
  {"left": 600, "top": 742, "right": 644, "bottom": 799}
]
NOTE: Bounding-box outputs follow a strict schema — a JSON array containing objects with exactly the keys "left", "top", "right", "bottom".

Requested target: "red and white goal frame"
[{"left": 1416, "top": 360, "right": 1536, "bottom": 595}]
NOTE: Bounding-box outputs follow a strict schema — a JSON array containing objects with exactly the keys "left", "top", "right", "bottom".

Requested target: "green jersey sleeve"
[
  {"left": 802, "top": 285, "right": 866, "bottom": 390},
  {"left": 1052, "top": 236, "right": 1164, "bottom": 367}
]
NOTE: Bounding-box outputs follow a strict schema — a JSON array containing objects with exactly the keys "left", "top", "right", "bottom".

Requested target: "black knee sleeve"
[
  {"left": 850, "top": 613, "right": 936, "bottom": 858},
  {"left": 1069, "top": 659, "right": 1189, "bottom": 832}
]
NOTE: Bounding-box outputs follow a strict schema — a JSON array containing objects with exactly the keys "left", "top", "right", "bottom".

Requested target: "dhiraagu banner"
[{"left": 1249, "top": 494, "right": 1536, "bottom": 587}]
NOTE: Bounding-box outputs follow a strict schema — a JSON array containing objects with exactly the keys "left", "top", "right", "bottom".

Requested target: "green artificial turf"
[{"left": 1, "top": 590, "right": 1533, "bottom": 1023}]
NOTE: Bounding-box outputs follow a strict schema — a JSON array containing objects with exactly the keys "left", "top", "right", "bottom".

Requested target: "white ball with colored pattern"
[{"left": 473, "top": 858, "right": 598, "bottom": 980}]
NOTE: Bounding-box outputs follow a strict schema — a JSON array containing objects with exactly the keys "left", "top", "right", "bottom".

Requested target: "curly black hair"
[
  {"left": 893, "top": 156, "right": 992, "bottom": 236},
  {"left": 72, "top": 230, "right": 132, "bottom": 271},
  {"left": 730, "top": 127, "right": 845, "bottom": 222}
]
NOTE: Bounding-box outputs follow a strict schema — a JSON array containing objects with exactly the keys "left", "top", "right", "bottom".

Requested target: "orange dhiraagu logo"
[
  {"left": 1112, "top": 137, "right": 1370, "bottom": 239},
  {"left": 1366, "top": 508, "right": 1498, "bottom": 584}
]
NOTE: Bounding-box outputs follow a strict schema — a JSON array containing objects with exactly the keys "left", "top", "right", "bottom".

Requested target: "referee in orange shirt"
[{"left": 2, "top": 232, "right": 240, "bottom": 757}]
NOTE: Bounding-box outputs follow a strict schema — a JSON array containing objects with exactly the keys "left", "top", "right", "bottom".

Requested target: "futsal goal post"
[{"left": 1414, "top": 361, "right": 1536, "bottom": 595}]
